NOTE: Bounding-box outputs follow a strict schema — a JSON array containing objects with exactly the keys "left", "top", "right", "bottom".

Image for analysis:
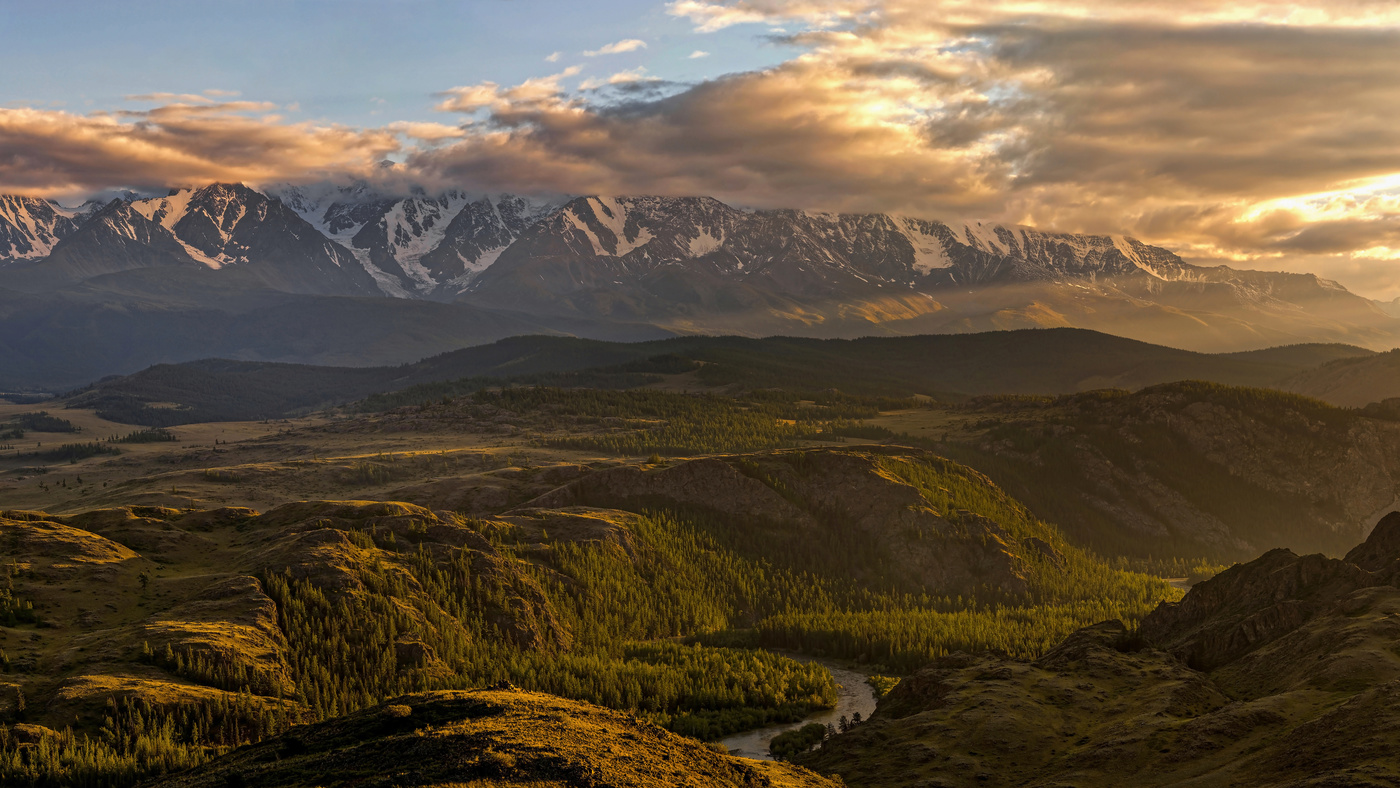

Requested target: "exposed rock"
[
  {"left": 1021, "top": 536, "right": 1064, "bottom": 568},
  {"left": 1139, "top": 549, "right": 1374, "bottom": 671},
  {"left": 803, "top": 515, "right": 1400, "bottom": 787},
  {"left": 393, "top": 637, "right": 438, "bottom": 670},
  {"left": 1343, "top": 510, "right": 1400, "bottom": 572},
  {"left": 499, "top": 507, "right": 641, "bottom": 560},
  {"left": 145, "top": 690, "right": 842, "bottom": 788},
  {"left": 6, "top": 723, "right": 60, "bottom": 745},
  {"left": 140, "top": 575, "right": 295, "bottom": 696}
]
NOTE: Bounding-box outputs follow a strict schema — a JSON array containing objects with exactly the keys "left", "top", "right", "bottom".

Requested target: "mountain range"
[{"left": 2, "top": 181, "right": 1398, "bottom": 390}]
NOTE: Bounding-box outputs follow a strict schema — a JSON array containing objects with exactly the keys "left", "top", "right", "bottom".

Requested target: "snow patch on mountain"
[
  {"left": 350, "top": 247, "right": 413, "bottom": 298},
  {"left": 128, "top": 190, "right": 229, "bottom": 268},
  {"left": 379, "top": 192, "right": 473, "bottom": 272},
  {"left": 688, "top": 228, "right": 724, "bottom": 257},
  {"left": 266, "top": 181, "right": 384, "bottom": 241},
  {"left": 960, "top": 222, "right": 1009, "bottom": 255},
  {"left": 463, "top": 245, "right": 508, "bottom": 275},
  {"left": 588, "top": 197, "right": 654, "bottom": 256},
  {"left": 0, "top": 196, "right": 90, "bottom": 260},
  {"left": 895, "top": 218, "right": 952, "bottom": 272},
  {"left": 564, "top": 207, "right": 607, "bottom": 256},
  {"left": 130, "top": 190, "right": 195, "bottom": 230}
]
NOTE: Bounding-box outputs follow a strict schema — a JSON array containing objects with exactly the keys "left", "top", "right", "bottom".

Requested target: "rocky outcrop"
[
  {"left": 145, "top": 690, "right": 842, "bottom": 788},
  {"left": 1343, "top": 510, "right": 1400, "bottom": 572},
  {"left": 803, "top": 511, "right": 1400, "bottom": 787},
  {"left": 1139, "top": 549, "right": 1375, "bottom": 671}
]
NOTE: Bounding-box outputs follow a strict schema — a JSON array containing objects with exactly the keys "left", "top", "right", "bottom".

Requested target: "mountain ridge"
[
  {"left": 52, "top": 328, "right": 1380, "bottom": 426},
  {"left": 798, "top": 512, "right": 1400, "bottom": 786},
  {"left": 2, "top": 182, "right": 1397, "bottom": 390}
]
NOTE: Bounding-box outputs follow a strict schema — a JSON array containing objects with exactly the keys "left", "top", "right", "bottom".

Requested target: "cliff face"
[{"left": 801, "top": 511, "right": 1400, "bottom": 787}]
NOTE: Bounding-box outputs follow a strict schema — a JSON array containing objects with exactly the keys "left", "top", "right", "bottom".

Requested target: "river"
[{"left": 717, "top": 654, "right": 879, "bottom": 761}]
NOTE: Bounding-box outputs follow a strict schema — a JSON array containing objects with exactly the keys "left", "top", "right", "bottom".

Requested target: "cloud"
[
  {"left": 581, "top": 67, "right": 663, "bottom": 90},
  {"left": 115, "top": 101, "right": 280, "bottom": 119},
  {"left": 387, "top": 121, "right": 468, "bottom": 143},
  {"left": 124, "top": 92, "right": 215, "bottom": 104},
  {"left": 689, "top": 50, "right": 711, "bottom": 58},
  {"left": 0, "top": 103, "right": 400, "bottom": 198},
  {"left": 667, "top": 0, "right": 869, "bottom": 32},
  {"left": 435, "top": 66, "right": 583, "bottom": 113},
  {"left": 583, "top": 39, "right": 648, "bottom": 56},
  {"left": 407, "top": 0, "right": 1400, "bottom": 296}
]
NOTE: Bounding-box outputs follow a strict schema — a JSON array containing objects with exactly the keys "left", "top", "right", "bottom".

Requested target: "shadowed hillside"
[
  {"left": 937, "top": 382, "right": 1400, "bottom": 560},
  {"left": 59, "top": 329, "right": 1375, "bottom": 425},
  {"left": 1282, "top": 348, "right": 1400, "bottom": 407}
]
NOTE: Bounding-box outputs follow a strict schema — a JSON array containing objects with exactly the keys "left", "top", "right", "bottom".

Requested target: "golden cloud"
[
  {"left": 583, "top": 39, "right": 648, "bottom": 56},
  {"left": 409, "top": 0, "right": 1400, "bottom": 294},
  {"left": 0, "top": 104, "right": 400, "bottom": 198}
]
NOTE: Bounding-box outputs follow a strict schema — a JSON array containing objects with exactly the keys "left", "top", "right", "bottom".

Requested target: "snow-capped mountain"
[
  {"left": 35, "top": 183, "right": 380, "bottom": 295},
  {"left": 266, "top": 181, "right": 561, "bottom": 297},
  {"left": 463, "top": 195, "right": 1203, "bottom": 314},
  {"left": 1, "top": 182, "right": 1395, "bottom": 354},
  {"left": 0, "top": 195, "right": 102, "bottom": 264},
  {"left": 0, "top": 184, "right": 1229, "bottom": 299}
]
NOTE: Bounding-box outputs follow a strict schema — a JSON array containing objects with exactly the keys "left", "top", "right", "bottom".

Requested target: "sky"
[{"left": 2, "top": 0, "right": 1400, "bottom": 298}]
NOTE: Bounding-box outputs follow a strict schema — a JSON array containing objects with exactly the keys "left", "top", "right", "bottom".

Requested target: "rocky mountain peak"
[
  {"left": 1344, "top": 510, "right": 1400, "bottom": 572},
  {"left": 1139, "top": 514, "right": 1400, "bottom": 673},
  {"left": 0, "top": 194, "right": 86, "bottom": 262}
]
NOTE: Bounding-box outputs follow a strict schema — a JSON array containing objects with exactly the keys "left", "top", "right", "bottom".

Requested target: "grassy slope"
[{"left": 145, "top": 690, "right": 840, "bottom": 788}]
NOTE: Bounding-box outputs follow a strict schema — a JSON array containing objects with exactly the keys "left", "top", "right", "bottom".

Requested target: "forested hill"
[
  {"left": 58, "top": 329, "right": 1372, "bottom": 425},
  {"left": 0, "top": 446, "right": 1175, "bottom": 785}
]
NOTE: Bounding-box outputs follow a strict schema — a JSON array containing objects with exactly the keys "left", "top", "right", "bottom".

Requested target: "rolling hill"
[{"left": 57, "top": 329, "right": 1374, "bottom": 426}]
